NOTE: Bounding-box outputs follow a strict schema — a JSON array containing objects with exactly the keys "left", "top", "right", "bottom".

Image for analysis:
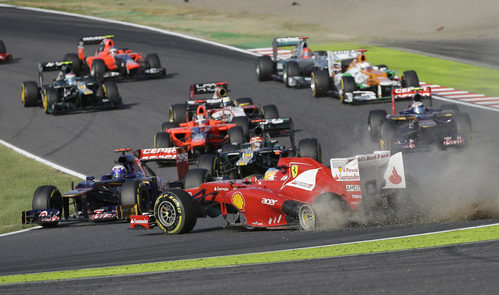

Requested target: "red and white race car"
[
  {"left": 130, "top": 150, "right": 407, "bottom": 234},
  {"left": 0, "top": 40, "right": 12, "bottom": 63},
  {"left": 63, "top": 35, "right": 165, "bottom": 80}
]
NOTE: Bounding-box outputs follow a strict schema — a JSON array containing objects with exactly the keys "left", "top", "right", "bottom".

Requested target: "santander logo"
[{"left": 389, "top": 167, "right": 402, "bottom": 184}]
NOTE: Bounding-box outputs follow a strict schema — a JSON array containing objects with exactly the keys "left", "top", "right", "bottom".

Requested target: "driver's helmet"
[
  {"left": 264, "top": 167, "right": 278, "bottom": 181},
  {"left": 112, "top": 165, "right": 126, "bottom": 179},
  {"left": 109, "top": 46, "right": 117, "bottom": 56},
  {"left": 250, "top": 136, "right": 263, "bottom": 151},
  {"left": 222, "top": 97, "right": 232, "bottom": 107},
  {"left": 302, "top": 48, "right": 312, "bottom": 59},
  {"left": 410, "top": 101, "right": 425, "bottom": 114},
  {"left": 65, "top": 72, "right": 76, "bottom": 85},
  {"left": 359, "top": 61, "right": 372, "bottom": 71},
  {"left": 195, "top": 114, "right": 207, "bottom": 126}
]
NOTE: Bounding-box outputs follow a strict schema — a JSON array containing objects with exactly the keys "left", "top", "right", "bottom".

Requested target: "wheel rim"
[
  {"left": 311, "top": 73, "right": 316, "bottom": 96},
  {"left": 42, "top": 91, "right": 48, "bottom": 112},
  {"left": 299, "top": 204, "right": 316, "bottom": 231},
  {"left": 255, "top": 62, "right": 260, "bottom": 77},
  {"left": 157, "top": 200, "right": 177, "bottom": 227},
  {"left": 169, "top": 106, "right": 174, "bottom": 122},
  {"left": 21, "top": 85, "right": 26, "bottom": 105}
]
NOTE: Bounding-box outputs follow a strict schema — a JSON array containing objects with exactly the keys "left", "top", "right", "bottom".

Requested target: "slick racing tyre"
[
  {"left": 169, "top": 103, "right": 187, "bottom": 123},
  {"left": 228, "top": 126, "right": 245, "bottom": 145},
  {"left": 401, "top": 70, "right": 419, "bottom": 88},
  {"left": 0, "top": 40, "right": 6, "bottom": 54},
  {"left": 262, "top": 104, "right": 279, "bottom": 119},
  {"left": 232, "top": 116, "right": 249, "bottom": 139},
  {"left": 154, "top": 132, "right": 172, "bottom": 148},
  {"left": 90, "top": 59, "right": 106, "bottom": 81},
  {"left": 368, "top": 110, "right": 388, "bottom": 141},
  {"left": 340, "top": 76, "right": 356, "bottom": 103},
  {"left": 456, "top": 113, "right": 472, "bottom": 143},
  {"left": 197, "top": 154, "right": 219, "bottom": 176},
  {"left": 121, "top": 180, "right": 151, "bottom": 213},
  {"left": 42, "top": 88, "right": 58, "bottom": 114},
  {"left": 311, "top": 69, "right": 330, "bottom": 97},
  {"left": 63, "top": 53, "right": 82, "bottom": 75},
  {"left": 310, "top": 193, "right": 348, "bottom": 230},
  {"left": 32, "top": 185, "right": 63, "bottom": 227},
  {"left": 441, "top": 104, "right": 459, "bottom": 114},
  {"left": 255, "top": 55, "right": 274, "bottom": 81},
  {"left": 102, "top": 81, "right": 121, "bottom": 107},
  {"left": 184, "top": 168, "right": 210, "bottom": 189},
  {"left": 298, "top": 138, "right": 322, "bottom": 163},
  {"left": 145, "top": 53, "right": 161, "bottom": 68},
  {"left": 21, "top": 81, "right": 39, "bottom": 107},
  {"left": 283, "top": 61, "right": 299, "bottom": 87},
  {"left": 380, "top": 120, "right": 397, "bottom": 150},
  {"left": 154, "top": 189, "right": 197, "bottom": 234}
]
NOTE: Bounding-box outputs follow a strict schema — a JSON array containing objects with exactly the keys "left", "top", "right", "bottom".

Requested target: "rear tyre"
[
  {"left": 232, "top": 116, "right": 249, "bottom": 139},
  {"left": 228, "top": 126, "right": 245, "bottom": 145},
  {"left": 340, "top": 76, "right": 356, "bottom": 103},
  {"left": 32, "top": 185, "right": 63, "bottom": 227},
  {"left": 197, "top": 154, "right": 218, "bottom": 175},
  {"left": 154, "top": 189, "right": 197, "bottom": 234},
  {"left": 298, "top": 138, "right": 322, "bottom": 163},
  {"left": 234, "top": 97, "right": 254, "bottom": 106},
  {"left": 284, "top": 61, "right": 299, "bottom": 87},
  {"left": 401, "top": 70, "right": 419, "bottom": 87},
  {"left": 63, "top": 53, "right": 82, "bottom": 75},
  {"left": 380, "top": 120, "right": 397, "bottom": 150},
  {"left": 102, "top": 81, "right": 121, "bottom": 107},
  {"left": 311, "top": 70, "right": 330, "bottom": 97},
  {"left": 456, "top": 113, "right": 472, "bottom": 142},
  {"left": 154, "top": 132, "right": 172, "bottom": 148},
  {"left": 21, "top": 81, "right": 39, "bottom": 107},
  {"left": 368, "top": 110, "right": 388, "bottom": 141},
  {"left": 441, "top": 103, "right": 459, "bottom": 114},
  {"left": 0, "top": 40, "right": 6, "bottom": 54},
  {"left": 145, "top": 53, "right": 161, "bottom": 68},
  {"left": 169, "top": 103, "right": 186, "bottom": 123},
  {"left": 42, "top": 88, "right": 58, "bottom": 114},
  {"left": 298, "top": 204, "right": 316, "bottom": 231},
  {"left": 90, "top": 59, "right": 106, "bottom": 81},
  {"left": 184, "top": 168, "right": 210, "bottom": 189},
  {"left": 121, "top": 180, "right": 151, "bottom": 213},
  {"left": 262, "top": 104, "right": 279, "bottom": 119},
  {"left": 255, "top": 55, "right": 274, "bottom": 81}
]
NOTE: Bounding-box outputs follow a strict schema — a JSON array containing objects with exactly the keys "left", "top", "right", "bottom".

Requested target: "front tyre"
[
  {"left": 21, "top": 81, "right": 39, "bottom": 107},
  {"left": 255, "top": 55, "right": 274, "bottom": 81},
  {"left": 311, "top": 70, "right": 330, "bottom": 97},
  {"left": 154, "top": 189, "right": 197, "bottom": 234}
]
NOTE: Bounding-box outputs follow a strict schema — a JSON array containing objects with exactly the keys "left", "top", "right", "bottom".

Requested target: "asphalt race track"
[{"left": 0, "top": 6, "right": 498, "bottom": 293}]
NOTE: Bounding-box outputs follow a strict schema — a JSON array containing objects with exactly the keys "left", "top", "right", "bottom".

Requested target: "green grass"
[
  {"left": 1, "top": 224, "right": 497, "bottom": 284},
  {"left": 0, "top": 145, "right": 81, "bottom": 234},
  {"left": 310, "top": 43, "right": 499, "bottom": 98}
]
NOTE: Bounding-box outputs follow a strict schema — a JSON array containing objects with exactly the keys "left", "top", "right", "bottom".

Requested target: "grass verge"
[
  {"left": 1, "top": 224, "right": 498, "bottom": 284},
  {"left": 0, "top": 144, "right": 81, "bottom": 234}
]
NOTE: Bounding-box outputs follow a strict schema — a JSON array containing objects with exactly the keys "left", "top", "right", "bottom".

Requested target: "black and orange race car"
[
  {"left": 0, "top": 40, "right": 12, "bottom": 63},
  {"left": 63, "top": 35, "right": 166, "bottom": 81},
  {"left": 154, "top": 103, "right": 245, "bottom": 162}
]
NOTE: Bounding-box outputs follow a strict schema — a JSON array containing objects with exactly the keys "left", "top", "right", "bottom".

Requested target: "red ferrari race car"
[
  {"left": 0, "top": 40, "right": 13, "bottom": 63},
  {"left": 63, "top": 35, "right": 166, "bottom": 81},
  {"left": 130, "top": 150, "right": 408, "bottom": 234},
  {"left": 154, "top": 103, "right": 245, "bottom": 162}
]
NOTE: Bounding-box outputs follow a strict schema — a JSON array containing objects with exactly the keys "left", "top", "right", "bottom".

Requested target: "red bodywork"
[
  {"left": 79, "top": 37, "right": 142, "bottom": 73},
  {"left": 0, "top": 52, "right": 12, "bottom": 63}
]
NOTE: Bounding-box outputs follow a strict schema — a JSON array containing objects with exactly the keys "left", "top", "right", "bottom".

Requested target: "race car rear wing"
[
  {"left": 135, "top": 147, "right": 189, "bottom": 180},
  {"left": 189, "top": 82, "right": 229, "bottom": 99},
  {"left": 79, "top": 35, "right": 115, "bottom": 46},
  {"left": 326, "top": 49, "right": 364, "bottom": 76},
  {"left": 272, "top": 36, "right": 308, "bottom": 61},
  {"left": 391, "top": 87, "right": 432, "bottom": 114},
  {"left": 38, "top": 61, "right": 72, "bottom": 86},
  {"left": 254, "top": 117, "right": 296, "bottom": 150},
  {"left": 330, "top": 151, "right": 406, "bottom": 190}
]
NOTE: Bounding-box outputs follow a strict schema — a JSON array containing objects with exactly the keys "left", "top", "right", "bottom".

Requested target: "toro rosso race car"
[
  {"left": 0, "top": 40, "right": 12, "bottom": 63},
  {"left": 195, "top": 119, "right": 322, "bottom": 179},
  {"left": 310, "top": 49, "right": 420, "bottom": 103},
  {"left": 21, "top": 148, "right": 188, "bottom": 227},
  {"left": 255, "top": 36, "right": 329, "bottom": 88},
  {"left": 168, "top": 82, "right": 283, "bottom": 139},
  {"left": 63, "top": 35, "right": 166, "bottom": 81},
  {"left": 368, "top": 88, "right": 472, "bottom": 153},
  {"left": 21, "top": 61, "right": 121, "bottom": 114},
  {"left": 130, "top": 150, "right": 407, "bottom": 234}
]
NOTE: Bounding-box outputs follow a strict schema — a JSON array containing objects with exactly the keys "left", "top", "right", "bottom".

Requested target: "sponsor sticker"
[
  {"left": 346, "top": 184, "right": 361, "bottom": 192},
  {"left": 291, "top": 165, "right": 299, "bottom": 178},
  {"left": 231, "top": 192, "right": 245, "bottom": 210}
]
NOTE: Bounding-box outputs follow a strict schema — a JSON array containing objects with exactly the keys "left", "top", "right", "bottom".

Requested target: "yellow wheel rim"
[{"left": 21, "top": 84, "right": 26, "bottom": 105}]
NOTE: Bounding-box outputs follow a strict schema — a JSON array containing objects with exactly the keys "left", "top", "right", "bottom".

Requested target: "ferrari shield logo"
[{"left": 291, "top": 165, "right": 298, "bottom": 178}]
